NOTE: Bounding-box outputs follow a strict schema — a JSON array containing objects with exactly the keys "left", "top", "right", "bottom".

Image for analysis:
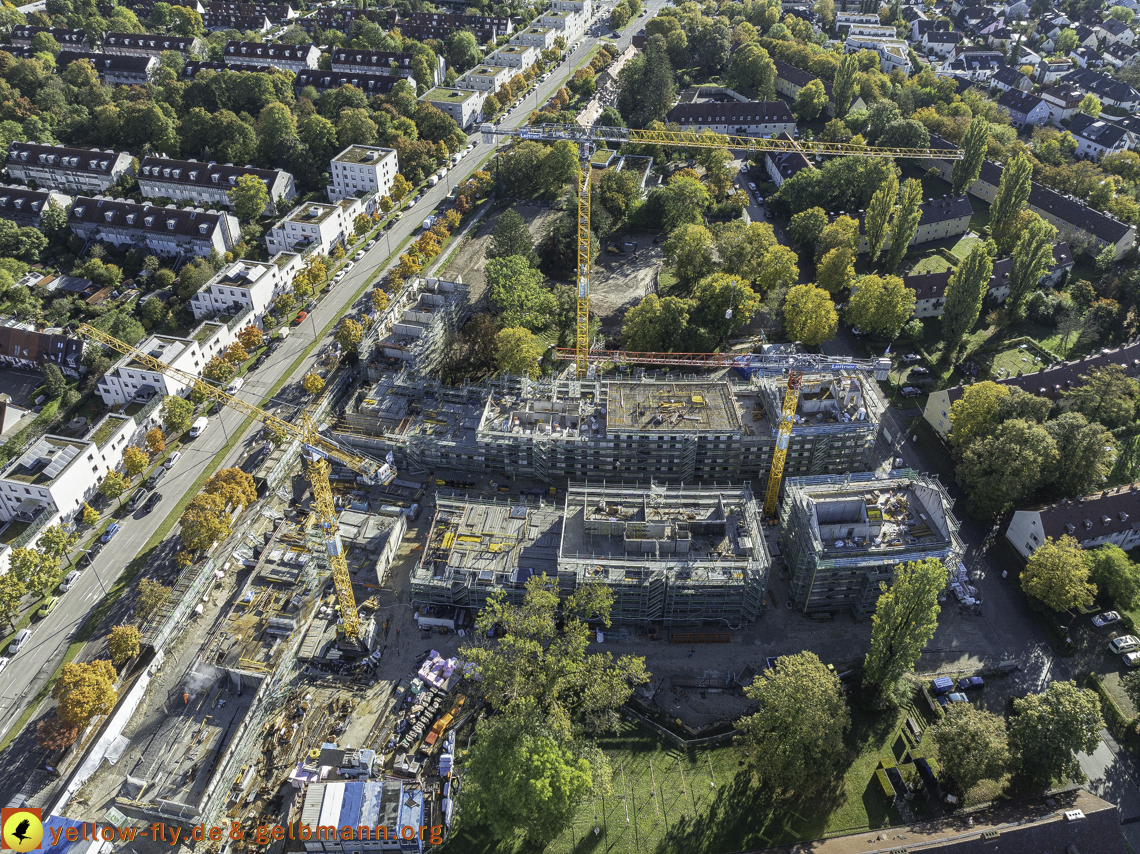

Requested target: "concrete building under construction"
[
  {"left": 778, "top": 471, "right": 963, "bottom": 618},
  {"left": 333, "top": 365, "right": 888, "bottom": 485},
  {"left": 412, "top": 482, "right": 770, "bottom": 628}
]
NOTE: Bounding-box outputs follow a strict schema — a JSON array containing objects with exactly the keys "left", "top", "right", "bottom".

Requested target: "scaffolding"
[
  {"left": 368, "top": 277, "right": 470, "bottom": 379},
  {"left": 779, "top": 471, "right": 963, "bottom": 618}
]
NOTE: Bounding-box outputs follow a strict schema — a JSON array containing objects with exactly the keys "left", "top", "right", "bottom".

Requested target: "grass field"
[
  {"left": 909, "top": 254, "right": 951, "bottom": 275},
  {"left": 446, "top": 704, "right": 920, "bottom": 854},
  {"left": 988, "top": 345, "right": 1050, "bottom": 380}
]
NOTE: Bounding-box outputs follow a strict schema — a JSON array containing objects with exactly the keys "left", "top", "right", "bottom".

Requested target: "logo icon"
[{"left": 1, "top": 809, "right": 43, "bottom": 852}]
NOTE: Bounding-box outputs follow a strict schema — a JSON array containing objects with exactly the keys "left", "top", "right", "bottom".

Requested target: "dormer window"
[
  {"left": 1121, "top": 512, "right": 1129, "bottom": 522},
  {"left": 73, "top": 206, "right": 84, "bottom": 217},
  {"left": 1085, "top": 519, "right": 1094, "bottom": 529},
  {"left": 199, "top": 223, "right": 210, "bottom": 233},
  {"left": 189, "top": 170, "right": 198, "bottom": 180},
  {"left": 144, "top": 215, "right": 154, "bottom": 226},
  {"left": 212, "top": 174, "right": 220, "bottom": 182},
  {"left": 126, "top": 213, "right": 135, "bottom": 224},
  {"left": 104, "top": 211, "right": 115, "bottom": 222},
  {"left": 166, "top": 220, "right": 176, "bottom": 230}
]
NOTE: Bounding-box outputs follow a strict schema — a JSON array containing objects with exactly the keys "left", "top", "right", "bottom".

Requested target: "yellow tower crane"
[{"left": 78, "top": 323, "right": 396, "bottom": 640}]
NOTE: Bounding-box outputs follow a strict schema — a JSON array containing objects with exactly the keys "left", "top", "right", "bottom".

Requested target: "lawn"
[
  {"left": 899, "top": 161, "right": 954, "bottom": 201},
  {"left": 949, "top": 233, "right": 980, "bottom": 260},
  {"left": 1110, "top": 434, "right": 1140, "bottom": 487},
  {"left": 967, "top": 194, "right": 991, "bottom": 233},
  {"left": 988, "top": 344, "right": 1051, "bottom": 381},
  {"left": 909, "top": 254, "right": 951, "bottom": 275},
  {"left": 445, "top": 704, "right": 919, "bottom": 854}
]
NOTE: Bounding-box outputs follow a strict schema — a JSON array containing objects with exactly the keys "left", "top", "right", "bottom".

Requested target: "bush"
[{"left": 875, "top": 768, "right": 895, "bottom": 798}]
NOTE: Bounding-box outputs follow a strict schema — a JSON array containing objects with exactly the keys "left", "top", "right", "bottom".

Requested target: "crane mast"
[
  {"left": 763, "top": 369, "right": 803, "bottom": 518},
  {"left": 78, "top": 323, "right": 392, "bottom": 640}
]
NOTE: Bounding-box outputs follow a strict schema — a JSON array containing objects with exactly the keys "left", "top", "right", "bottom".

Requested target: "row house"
[
  {"left": 224, "top": 41, "right": 320, "bottom": 72},
  {"left": 102, "top": 32, "right": 203, "bottom": 56},
  {"left": 327, "top": 145, "right": 398, "bottom": 203},
  {"left": 137, "top": 156, "right": 296, "bottom": 216},
  {"left": 188, "top": 255, "right": 302, "bottom": 322},
  {"left": 0, "top": 323, "right": 84, "bottom": 376},
  {"left": 205, "top": 13, "right": 272, "bottom": 32},
  {"left": 1067, "top": 113, "right": 1131, "bottom": 160},
  {"left": 1061, "top": 66, "right": 1140, "bottom": 110},
  {"left": 295, "top": 70, "right": 401, "bottom": 97},
  {"left": 665, "top": 100, "right": 796, "bottom": 137},
  {"left": 295, "top": 6, "right": 384, "bottom": 34},
  {"left": 765, "top": 133, "right": 813, "bottom": 186},
  {"left": 5, "top": 142, "right": 133, "bottom": 194},
  {"left": 0, "top": 185, "right": 70, "bottom": 228},
  {"left": 773, "top": 59, "right": 866, "bottom": 118},
  {"left": 264, "top": 195, "right": 372, "bottom": 256},
  {"left": 331, "top": 49, "right": 445, "bottom": 85},
  {"left": 419, "top": 87, "right": 485, "bottom": 128},
  {"left": 396, "top": 12, "right": 512, "bottom": 43},
  {"left": 997, "top": 88, "right": 1050, "bottom": 126},
  {"left": 56, "top": 50, "right": 158, "bottom": 86},
  {"left": 124, "top": 0, "right": 206, "bottom": 14},
  {"left": 10, "top": 26, "right": 88, "bottom": 49},
  {"left": 853, "top": 195, "right": 973, "bottom": 254},
  {"left": 1007, "top": 485, "right": 1140, "bottom": 560},
  {"left": 205, "top": 1, "right": 295, "bottom": 20},
  {"left": 69, "top": 197, "right": 240, "bottom": 258}
]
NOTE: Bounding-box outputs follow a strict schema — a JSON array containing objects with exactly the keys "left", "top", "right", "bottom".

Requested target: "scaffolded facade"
[
  {"left": 779, "top": 471, "right": 963, "bottom": 618},
  {"left": 412, "top": 482, "right": 771, "bottom": 628},
  {"left": 332, "top": 369, "right": 887, "bottom": 485}
]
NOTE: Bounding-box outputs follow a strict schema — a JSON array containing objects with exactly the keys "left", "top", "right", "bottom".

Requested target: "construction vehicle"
[
  {"left": 480, "top": 122, "right": 961, "bottom": 515},
  {"left": 79, "top": 323, "right": 395, "bottom": 641}
]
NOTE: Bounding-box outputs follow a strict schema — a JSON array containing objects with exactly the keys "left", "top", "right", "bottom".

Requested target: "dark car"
[
  {"left": 127, "top": 488, "right": 149, "bottom": 510},
  {"left": 146, "top": 467, "right": 167, "bottom": 489},
  {"left": 909, "top": 366, "right": 930, "bottom": 376},
  {"left": 143, "top": 492, "right": 162, "bottom": 514}
]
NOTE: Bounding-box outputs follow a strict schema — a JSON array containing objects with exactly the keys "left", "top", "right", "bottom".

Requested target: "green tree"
[
  {"left": 617, "top": 35, "right": 677, "bottom": 127},
  {"left": 957, "top": 419, "right": 1057, "bottom": 517},
  {"left": 39, "top": 524, "right": 78, "bottom": 569},
  {"left": 691, "top": 273, "right": 760, "bottom": 341},
  {"left": 727, "top": 43, "right": 776, "bottom": 99},
  {"left": 884, "top": 178, "right": 923, "bottom": 273},
  {"left": 863, "top": 558, "right": 950, "bottom": 701},
  {"left": 228, "top": 174, "right": 270, "bottom": 221},
  {"left": 334, "top": 318, "right": 364, "bottom": 353},
  {"left": 796, "top": 79, "right": 828, "bottom": 121},
  {"left": 160, "top": 395, "right": 194, "bottom": 434},
  {"left": 949, "top": 382, "right": 1011, "bottom": 448},
  {"left": 81, "top": 504, "right": 100, "bottom": 528},
  {"left": 1022, "top": 535, "right": 1096, "bottom": 612},
  {"left": 622, "top": 294, "right": 693, "bottom": 351},
  {"left": 486, "top": 210, "right": 539, "bottom": 267},
  {"left": 845, "top": 274, "right": 916, "bottom": 338},
  {"left": 1078, "top": 93, "right": 1101, "bottom": 117},
  {"left": 99, "top": 470, "right": 129, "bottom": 507},
  {"left": 42, "top": 363, "right": 66, "bottom": 399},
  {"left": 783, "top": 284, "right": 838, "bottom": 346},
  {"left": 1006, "top": 214, "right": 1057, "bottom": 320},
  {"left": 649, "top": 176, "right": 711, "bottom": 231},
  {"left": 107, "top": 625, "right": 140, "bottom": 667},
  {"left": 597, "top": 169, "right": 640, "bottom": 221},
  {"left": 864, "top": 172, "right": 898, "bottom": 265},
  {"left": 788, "top": 207, "right": 828, "bottom": 254},
  {"left": 123, "top": 446, "right": 149, "bottom": 481},
  {"left": 737, "top": 652, "right": 851, "bottom": 794},
  {"left": 1062, "top": 364, "right": 1139, "bottom": 429},
  {"left": 831, "top": 52, "right": 858, "bottom": 119},
  {"left": 495, "top": 327, "right": 545, "bottom": 378},
  {"left": 1010, "top": 680, "right": 1102, "bottom": 784},
  {"left": 135, "top": 579, "right": 171, "bottom": 624},
  {"left": 1045, "top": 412, "right": 1116, "bottom": 498},
  {"left": 663, "top": 223, "right": 715, "bottom": 288},
  {"left": 179, "top": 492, "right": 231, "bottom": 553},
  {"left": 446, "top": 29, "right": 480, "bottom": 71},
  {"left": 298, "top": 115, "right": 338, "bottom": 160},
  {"left": 9, "top": 547, "right": 60, "bottom": 599},
  {"left": 0, "top": 569, "right": 24, "bottom": 631},
  {"left": 989, "top": 153, "right": 1034, "bottom": 254},
  {"left": 1055, "top": 28, "right": 1079, "bottom": 54},
  {"left": 941, "top": 240, "right": 995, "bottom": 359},
  {"left": 337, "top": 108, "right": 378, "bottom": 147},
  {"left": 204, "top": 467, "right": 257, "bottom": 510},
  {"left": 486, "top": 256, "right": 554, "bottom": 329},
  {"left": 816, "top": 215, "right": 860, "bottom": 262},
  {"left": 816, "top": 246, "right": 856, "bottom": 294},
  {"left": 930, "top": 703, "right": 1010, "bottom": 792},
  {"left": 542, "top": 140, "right": 579, "bottom": 195},
  {"left": 1089, "top": 545, "right": 1140, "bottom": 610},
  {"left": 52, "top": 660, "right": 118, "bottom": 728},
  {"left": 302, "top": 372, "right": 324, "bottom": 395}
]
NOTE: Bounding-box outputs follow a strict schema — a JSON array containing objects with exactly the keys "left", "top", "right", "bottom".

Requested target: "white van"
[
  {"left": 8, "top": 628, "right": 31, "bottom": 654},
  {"left": 226, "top": 377, "right": 244, "bottom": 394},
  {"left": 190, "top": 416, "right": 209, "bottom": 438}
]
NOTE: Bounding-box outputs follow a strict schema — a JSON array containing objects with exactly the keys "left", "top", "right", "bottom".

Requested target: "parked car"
[
  {"left": 294, "top": 311, "right": 308, "bottom": 324},
  {"left": 937, "top": 691, "right": 969, "bottom": 707},
  {"left": 101, "top": 522, "right": 121, "bottom": 543},
  {"left": 8, "top": 628, "right": 31, "bottom": 654},
  {"left": 909, "top": 366, "right": 931, "bottom": 376},
  {"left": 1125, "top": 651, "right": 1140, "bottom": 667},
  {"left": 366, "top": 239, "right": 376, "bottom": 249},
  {"left": 353, "top": 250, "right": 365, "bottom": 261},
  {"left": 37, "top": 596, "right": 59, "bottom": 619},
  {"left": 143, "top": 492, "right": 162, "bottom": 514},
  {"left": 164, "top": 451, "right": 182, "bottom": 469},
  {"left": 1093, "top": 611, "right": 1122, "bottom": 627},
  {"left": 60, "top": 569, "right": 82, "bottom": 592},
  {"left": 146, "top": 467, "right": 167, "bottom": 489},
  {"left": 128, "top": 487, "right": 149, "bottom": 510},
  {"left": 957, "top": 676, "right": 984, "bottom": 691},
  {"left": 1110, "top": 634, "right": 1140, "bottom": 654},
  {"left": 748, "top": 182, "right": 757, "bottom": 191},
  {"left": 900, "top": 387, "right": 922, "bottom": 397},
  {"left": 902, "top": 353, "right": 921, "bottom": 363}
]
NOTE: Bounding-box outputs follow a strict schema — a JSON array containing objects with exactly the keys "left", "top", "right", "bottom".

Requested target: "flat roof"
[
  {"left": 604, "top": 381, "right": 741, "bottom": 433},
  {"left": 332, "top": 145, "right": 395, "bottom": 165},
  {"left": 424, "top": 87, "right": 479, "bottom": 101}
]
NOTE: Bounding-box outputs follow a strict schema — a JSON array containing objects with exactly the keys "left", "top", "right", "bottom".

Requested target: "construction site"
[
  {"left": 331, "top": 362, "right": 890, "bottom": 486},
  {"left": 412, "top": 482, "right": 769, "bottom": 627},
  {"left": 779, "top": 471, "right": 964, "bottom": 618}
]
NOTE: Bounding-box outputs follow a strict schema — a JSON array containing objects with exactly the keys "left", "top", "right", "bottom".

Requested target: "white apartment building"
[
  {"left": 189, "top": 255, "right": 303, "bottom": 321},
  {"left": 486, "top": 44, "right": 537, "bottom": 69},
  {"left": 511, "top": 25, "right": 558, "bottom": 50},
  {"left": 265, "top": 196, "right": 372, "bottom": 255},
  {"left": 457, "top": 63, "right": 514, "bottom": 93},
  {"left": 223, "top": 40, "right": 320, "bottom": 71},
  {"left": 845, "top": 36, "right": 913, "bottom": 73},
  {"left": 420, "top": 87, "right": 485, "bottom": 128},
  {"left": 327, "top": 145, "right": 398, "bottom": 203},
  {"left": 0, "top": 415, "right": 134, "bottom": 522},
  {"left": 1006, "top": 486, "right": 1140, "bottom": 559},
  {"left": 536, "top": 4, "right": 591, "bottom": 42},
  {"left": 68, "top": 197, "right": 240, "bottom": 258},
  {"left": 102, "top": 32, "right": 203, "bottom": 56},
  {"left": 5, "top": 143, "right": 133, "bottom": 194},
  {"left": 137, "top": 156, "right": 296, "bottom": 216}
]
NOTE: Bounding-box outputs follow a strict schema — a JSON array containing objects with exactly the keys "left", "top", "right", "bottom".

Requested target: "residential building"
[
  {"left": 855, "top": 195, "right": 973, "bottom": 253},
  {"left": 68, "top": 196, "right": 240, "bottom": 258},
  {"left": 765, "top": 133, "right": 813, "bottom": 186},
  {"left": 939, "top": 49, "right": 1005, "bottom": 80},
  {"left": 486, "top": 44, "right": 537, "bottom": 69},
  {"left": 779, "top": 471, "right": 963, "bottom": 618},
  {"left": 846, "top": 35, "right": 913, "bottom": 72},
  {"left": 1037, "top": 56, "right": 1074, "bottom": 84},
  {"left": 0, "top": 185, "right": 71, "bottom": 228},
  {"left": 924, "top": 338, "right": 1140, "bottom": 438},
  {"left": 923, "top": 30, "right": 964, "bottom": 56},
  {"left": 9, "top": 26, "right": 88, "bottom": 48},
  {"left": 4, "top": 142, "right": 133, "bottom": 194},
  {"left": 1103, "top": 41, "right": 1140, "bottom": 67},
  {"left": 330, "top": 49, "right": 445, "bottom": 85},
  {"left": 189, "top": 255, "right": 302, "bottom": 321},
  {"left": 137, "top": 156, "right": 296, "bottom": 216},
  {"left": 1008, "top": 485, "right": 1140, "bottom": 558},
  {"left": 419, "top": 87, "right": 485, "bottom": 128},
  {"left": 264, "top": 196, "right": 371, "bottom": 256},
  {"left": 395, "top": 11, "right": 512, "bottom": 43},
  {"left": 843, "top": 22, "right": 899, "bottom": 39},
  {"left": 0, "top": 322, "right": 84, "bottom": 375},
  {"left": 295, "top": 5, "right": 384, "bottom": 34},
  {"left": 1040, "top": 84, "right": 1086, "bottom": 124},
  {"left": 327, "top": 145, "right": 398, "bottom": 203},
  {"left": 204, "top": 13, "right": 271, "bottom": 31},
  {"left": 1097, "top": 15, "right": 1136, "bottom": 45},
  {"left": 376, "top": 277, "right": 470, "bottom": 377},
  {"left": 205, "top": 1, "right": 294, "bottom": 20},
  {"left": 773, "top": 59, "right": 865, "bottom": 117},
  {"left": 997, "top": 88, "right": 1051, "bottom": 126},
  {"left": 536, "top": 5, "right": 592, "bottom": 42},
  {"left": 511, "top": 25, "right": 558, "bottom": 49},
  {"left": 665, "top": 100, "right": 796, "bottom": 136},
  {"left": 0, "top": 418, "right": 134, "bottom": 522},
  {"left": 910, "top": 18, "right": 950, "bottom": 41},
  {"left": 457, "top": 63, "right": 514, "bottom": 93},
  {"left": 102, "top": 32, "right": 202, "bottom": 56},
  {"left": 1068, "top": 113, "right": 1131, "bottom": 160},
  {"left": 55, "top": 50, "right": 158, "bottom": 85},
  {"left": 1061, "top": 66, "right": 1140, "bottom": 109},
  {"left": 293, "top": 70, "right": 401, "bottom": 96},
  {"left": 991, "top": 65, "right": 1033, "bottom": 92},
  {"left": 95, "top": 332, "right": 207, "bottom": 407},
  {"left": 223, "top": 41, "right": 319, "bottom": 71}
]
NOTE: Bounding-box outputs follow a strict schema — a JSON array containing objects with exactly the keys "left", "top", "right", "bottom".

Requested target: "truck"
[
  {"left": 422, "top": 215, "right": 437, "bottom": 231},
  {"left": 427, "top": 175, "right": 439, "bottom": 187},
  {"left": 436, "top": 167, "right": 447, "bottom": 179},
  {"left": 190, "top": 416, "right": 208, "bottom": 438}
]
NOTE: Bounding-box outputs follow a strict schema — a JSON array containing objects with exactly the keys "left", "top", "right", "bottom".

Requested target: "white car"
[
  {"left": 334, "top": 271, "right": 346, "bottom": 282},
  {"left": 748, "top": 182, "right": 757, "bottom": 191},
  {"left": 367, "top": 239, "right": 376, "bottom": 249},
  {"left": 1093, "top": 611, "right": 1122, "bottom": 627},
  {"left": 164, "top": 450, "right": 182, "bottom": 469},
  {"left": 342, "top": 262, "right": 354, "bottom": 272},
  {"left": 1110, "top": 634, "right": 1140, "bottom": 654},
  {"left": 902, "top": 353, "right": 922, "bottom": 363},
  {"left": 353, "top": 250, "right": 365, "bottom": 261},
  {"left": 60, "top": 569, "right": 82, "bottom": 592},
  {"left": 1124, "top": 651, "right": 1140, "bottom": 667}
]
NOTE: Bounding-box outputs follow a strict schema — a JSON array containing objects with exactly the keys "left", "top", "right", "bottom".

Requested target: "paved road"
[{"left": 0, "top": 17, "right": 648, "bottom": 801}]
